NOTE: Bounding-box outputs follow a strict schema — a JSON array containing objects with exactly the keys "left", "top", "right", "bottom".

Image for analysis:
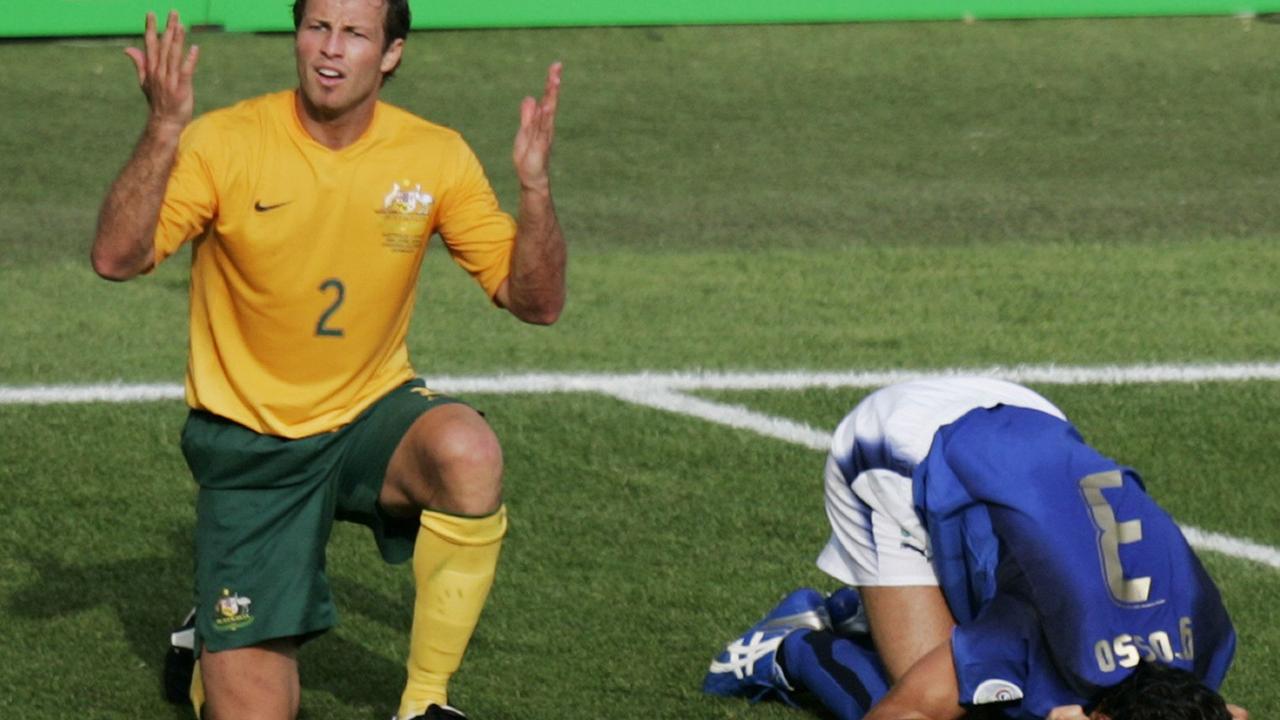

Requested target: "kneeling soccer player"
[{"left": 703, "top": 376, "right": 1244, "bottom": 720}]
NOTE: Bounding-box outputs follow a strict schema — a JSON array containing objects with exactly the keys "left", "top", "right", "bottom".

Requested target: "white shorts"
[{"left": 816, "top": 455, "right": 938, "bottom": 588}]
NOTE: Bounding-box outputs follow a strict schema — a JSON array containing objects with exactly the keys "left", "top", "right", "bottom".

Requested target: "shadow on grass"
[
  {"left": 7, "top": 526, "right": 414, "bottom": 717},
  {"left": 303, "top": 575, "right": 413, "bottom": 719}
]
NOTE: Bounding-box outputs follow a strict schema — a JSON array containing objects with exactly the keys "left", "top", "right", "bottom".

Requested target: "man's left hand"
[{"left": 513, "top": 62, "right": 562, "bottom": 194}]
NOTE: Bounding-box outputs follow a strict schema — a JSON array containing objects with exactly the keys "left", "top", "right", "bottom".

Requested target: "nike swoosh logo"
[
  {"left": 254, "top": 200, "right": 292, "bottom": 212},
  {"left": 900, "top": 541, "right": 929, "bottom": 558}
]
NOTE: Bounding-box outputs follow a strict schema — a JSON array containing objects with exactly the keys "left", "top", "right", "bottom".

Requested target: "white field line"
[
  {"left": 622, "top": 386, "right": 1280, "bottom": 572},
  {"left": 1179, "top": 527, "right": 1280, "bottom": 571},
  {"left": 0, "top": 381, "right": 185, "bottom": 405},
  {"left": 603, "top": 387, "right": 832, "bottom": 450},
  {"left": 4, "top": 362, "right": 1278, "bottom": 569},
  {"left": 8, "top": 360, "right": 1280, "bottom": 405}
]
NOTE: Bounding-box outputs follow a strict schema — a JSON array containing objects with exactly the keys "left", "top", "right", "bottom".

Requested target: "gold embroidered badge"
[
  {"left": 378, "top": 180, "right": 434, "bottom": 253},
  {"left": 212, "top": 588, "right": 255, "bottom": 632}
]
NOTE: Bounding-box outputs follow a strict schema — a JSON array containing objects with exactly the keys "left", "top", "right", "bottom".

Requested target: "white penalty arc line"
[
  {"left": 8, "top": 361, "right": 1280, "bottom": 405},
  {"left": 604, "top": 386, "right": 832, "bottom": 451},
  {"left": 602, "top": 384, "right": 1280, "bottom": 572}
]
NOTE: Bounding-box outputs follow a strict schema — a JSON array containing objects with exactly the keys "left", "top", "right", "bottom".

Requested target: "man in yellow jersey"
[{"left": 90, "top": 0, "right": 566, "bottom": 718}]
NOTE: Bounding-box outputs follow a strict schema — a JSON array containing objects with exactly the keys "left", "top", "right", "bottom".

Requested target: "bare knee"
[
  {"left": 429, "top": 415, "right": 504, "bottom": 512},
  {"left": 384, "top": 405, "right": 504, "bottom": 516}
]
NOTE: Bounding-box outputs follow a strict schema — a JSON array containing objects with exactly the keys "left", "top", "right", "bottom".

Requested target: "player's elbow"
[
  {"left": 496, "top": 277, "right": 564, "bottom": 325},
  {"left": 514, "top": 300, "right": 563, "bottom": 326},
  {"left": 503, "top": 285, "right": 564, "bottom": 325},
  {"left": 90, "top": 245, "right": 148, "bottom": 282},
  {"left": 91, "top": 253, "right": 130, "bottom": 281}
]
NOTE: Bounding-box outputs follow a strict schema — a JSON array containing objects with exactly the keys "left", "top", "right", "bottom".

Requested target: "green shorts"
[{"left": 179, "top": 379, "right": 463, "bottom": 653}]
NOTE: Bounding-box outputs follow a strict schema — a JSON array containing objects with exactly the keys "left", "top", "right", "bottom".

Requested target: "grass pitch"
[{"left": 2, "top": 15, "right": 1279, "bottom": 720}]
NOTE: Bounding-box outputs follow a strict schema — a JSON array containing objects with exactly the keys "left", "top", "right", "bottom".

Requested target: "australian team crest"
[
  {"left": 378, "top": 180, "right": 434, "bottom": 253},
  {"left": 213, "top": 588, "right": 255, "bottom": 632},
  {"left": 384, "top": 181, "right": 434, "bottom": 214}
]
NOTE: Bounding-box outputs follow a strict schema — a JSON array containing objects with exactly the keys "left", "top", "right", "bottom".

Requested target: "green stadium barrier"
[
  {"left": 3, "top": 0, "right": 1279, "bottom": 37},
  {"left": 0, "top": 1, "right": 209, "bottom": 38}
]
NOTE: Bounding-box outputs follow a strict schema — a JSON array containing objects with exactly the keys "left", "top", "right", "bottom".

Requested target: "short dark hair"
[
  {"left": 1092, "top": 663, "right": 1231, "bottom": 720},
  {"left": 291, "top": 0, "right": 411, "bottom": 50}
]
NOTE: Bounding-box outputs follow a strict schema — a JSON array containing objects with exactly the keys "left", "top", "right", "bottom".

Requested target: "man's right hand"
[
  {"left": 124, "top": 10, "right": 199, "bottom": 131},
  {"left": 90, "top": 11, "right": 200, "bottom": 281}
]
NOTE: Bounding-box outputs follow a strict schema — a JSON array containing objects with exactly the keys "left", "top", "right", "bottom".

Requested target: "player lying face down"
[{"left": 704, "top": 377, "right": 1246, "bottom": 720}]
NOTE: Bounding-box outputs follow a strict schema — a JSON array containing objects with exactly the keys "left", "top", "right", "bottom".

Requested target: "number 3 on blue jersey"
[{"left": 1079, "top": 470, "right": 1152, "bottom": 604}]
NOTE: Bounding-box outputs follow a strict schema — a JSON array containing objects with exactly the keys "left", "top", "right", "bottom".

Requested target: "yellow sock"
[
  {"left": 190, "top": 658, "right": 204, "bottom": 718},
  {"left": 397, "top": 506, "right": 507, "bottom": 719}
]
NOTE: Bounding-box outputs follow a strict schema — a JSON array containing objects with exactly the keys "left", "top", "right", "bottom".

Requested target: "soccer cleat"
[
  {"left": 702, "top": 588, "right": 830, "bottom": 704},
  {"left": 395, "top": 704, "right": 469, "bottom": 720},
  {"left": 825, "top": 587, "right": 870, "bottom": 637},
  {"left": 163, "top": 607, "right": 197, "bottom": 705}
]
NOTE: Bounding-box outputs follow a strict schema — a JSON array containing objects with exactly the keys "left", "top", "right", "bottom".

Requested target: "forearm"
[
  {"left": 864, "top": 638, "right": 965, "bottom": 720},
  {"left": 503, "top": 186, "right": 566, "bottom": 324},
  {"left": 863, "top": 674, "right": 963, "bottom": 720},
  {"left": 91, "top": 118, "right": 183, "bottom": 281}
]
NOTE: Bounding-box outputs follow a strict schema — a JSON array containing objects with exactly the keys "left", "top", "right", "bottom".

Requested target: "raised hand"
[
  {"left": 512, "top": 62, "right": 562, "bottom": 194},
  {"left": 123, "top": 10, "right": 200, "bottom": 130}
]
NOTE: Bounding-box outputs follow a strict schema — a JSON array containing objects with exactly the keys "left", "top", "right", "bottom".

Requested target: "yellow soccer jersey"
[{"left": 154, "top": 90, "right": 516, "bottom": 438}]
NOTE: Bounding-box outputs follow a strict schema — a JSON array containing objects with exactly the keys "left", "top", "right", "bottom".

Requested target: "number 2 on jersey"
[{"left": 316, "top": 278, "right": 346, "bottom": 337}]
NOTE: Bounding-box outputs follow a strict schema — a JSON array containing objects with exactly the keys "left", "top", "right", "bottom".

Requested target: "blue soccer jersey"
[{"left": 916, "top": 405, "right": 1236, "bottom": 717}]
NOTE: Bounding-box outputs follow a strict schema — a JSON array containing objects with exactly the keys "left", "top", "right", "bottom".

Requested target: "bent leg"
[
  {"left": 378, "top": 403, "right": 507, "bottom": 718},
  {"left": 859, "top": 585, "right": 954, "bottom": 682},
  {"left": 779, "top": 629, "right": 891, "bottom": 720},
  {"left": 201, "top": 638, "right": 300, "bottom": 720},
  {"left": 818, "top": 456, "right": 953, "bottom": 683},
  {"left": 398, "top": 507, "right": 506, "bottom": 717},
  {"left": 379, "top": 403, "right": 503, "bottom": 517},
  {"left": 184, "top": 410, "right": 344, "bottom": 718}
]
